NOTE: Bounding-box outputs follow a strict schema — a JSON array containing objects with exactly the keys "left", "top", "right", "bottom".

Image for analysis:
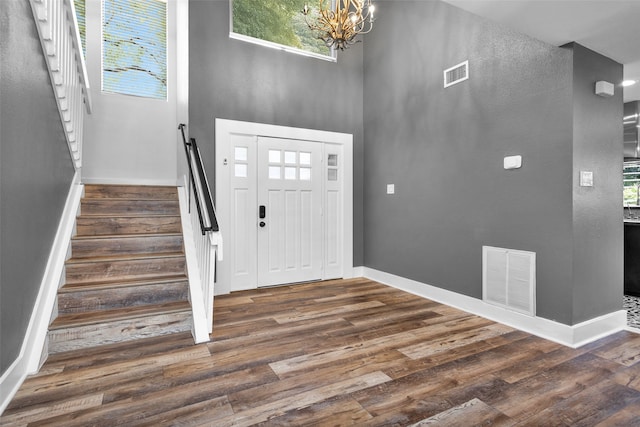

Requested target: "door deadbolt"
[{"left": 259, "top": 221, "right": 266, "bottom": 227}]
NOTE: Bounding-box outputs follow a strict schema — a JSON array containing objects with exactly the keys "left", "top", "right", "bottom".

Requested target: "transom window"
[{"left": 230, "top": 0, "right": 335, "bottom": 61}]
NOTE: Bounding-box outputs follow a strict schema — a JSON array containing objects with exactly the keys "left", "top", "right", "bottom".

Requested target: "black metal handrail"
[{"left": 179, "top": 124, "right": 219, "bottom": 234}]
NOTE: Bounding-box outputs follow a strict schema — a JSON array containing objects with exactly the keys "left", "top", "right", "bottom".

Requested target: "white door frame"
[{"left": 215, "top": 118, "right": 354, "bottom": 295}]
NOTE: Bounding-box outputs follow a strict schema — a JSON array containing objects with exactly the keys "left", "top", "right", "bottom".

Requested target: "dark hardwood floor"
[{"left": 3, "top": 278, "right": 640, "bottom": 426}]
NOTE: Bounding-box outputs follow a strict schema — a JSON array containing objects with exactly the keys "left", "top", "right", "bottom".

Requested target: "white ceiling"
[{"left": 441, "top": 0, "right": 640, "bottom": 102}]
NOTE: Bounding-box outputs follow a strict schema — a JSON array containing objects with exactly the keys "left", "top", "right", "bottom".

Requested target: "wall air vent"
[
  {"left": 444, "top": 60, "right": 469, "bottom": 88},
  {"left": 482, "top": 246, "right": 536, "bottom": 316}
]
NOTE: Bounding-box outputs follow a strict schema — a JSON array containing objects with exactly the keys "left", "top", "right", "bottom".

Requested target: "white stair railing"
[
  {"left": 29, "top": 0, "right": 92, "bottom": 170},
  {"left": 178, "top": 124, "right": 222, "bottom": 343}
]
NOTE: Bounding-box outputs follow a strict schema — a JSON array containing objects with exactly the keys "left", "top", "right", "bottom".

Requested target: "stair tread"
[
  {"left": 66, "top": 252, "right": 185, "bottom": 265},
  {"left": 50, "top": 301, "right": 191, "bottom": 330},
  {"left": 72, "top": 232, "right": 182, "bottom": 241},
  {"left": 59, "top": 274, "right": 189, "bottom": 292},
  {"left": 84, "top": 184, "right": 178, "bottom": 200}
]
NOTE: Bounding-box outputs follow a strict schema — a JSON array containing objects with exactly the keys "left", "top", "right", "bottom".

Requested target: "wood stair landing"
[{"left": 48, "top": 184, "right": 192, "bottom": 354}]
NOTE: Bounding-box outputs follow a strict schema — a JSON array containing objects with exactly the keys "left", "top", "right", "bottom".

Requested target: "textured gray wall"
[
  {"left": 0, "top": 0, "right": 75, "bottom": 375},
  {"left": 569, "top": 43, "right": 623, "bottom": 323},
  {"left": 362, "top": 0, "right": 614, "bottom": 325},
  {"left": 188, "top": 0, "right": 364, "bottom": 265}
]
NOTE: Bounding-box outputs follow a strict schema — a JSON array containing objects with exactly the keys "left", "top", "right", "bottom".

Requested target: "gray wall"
[
  {"left": 188, "top": 0, "right": 365, "bottom": 265},
  {"left": 569, "top": 43, "right": 623, "bottom": 323},
  {"left": 0, "top": 0, "right": 75, "bottom": 375},
  {"left": 363, "top": 1, "right": 622, "bottom": 325}
]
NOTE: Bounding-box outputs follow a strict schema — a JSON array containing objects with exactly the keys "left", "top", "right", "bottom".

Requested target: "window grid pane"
[
  {"left": 235, "top": 147, "right": 248, "bottom": 162},
  {"left": 284, "top": 167, "right": 297, "bottom": 180},
  {"left": 269, "top": 150, "right": 281, "bottom": 164},
  {"left": 284, "top": 151, "right": 297, "bottom": 164},
  {"left": 300, "top": 167, "right": 311, "bottom": 181},
  {"left": 300, "top": 152, "right": 311, "bottom": 165},
  {"left": 269, "top": 166, "right": 281, "bottom": 179}
]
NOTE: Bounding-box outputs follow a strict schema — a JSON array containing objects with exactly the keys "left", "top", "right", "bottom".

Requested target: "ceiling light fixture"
[
  {"left": 622, "top": 80, "right": 638, "bottom": 87},
  {"left": 302, "top": 0, "right": 375, "bottom": 51}
]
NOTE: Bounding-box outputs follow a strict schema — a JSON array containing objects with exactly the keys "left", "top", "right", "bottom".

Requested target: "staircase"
[{"left": 47, "top": 184, "right": 193, "bottom": 354}]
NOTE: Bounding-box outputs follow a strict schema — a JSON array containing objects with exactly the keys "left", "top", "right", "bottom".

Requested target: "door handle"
[{"left": 259, "top": 205, "right": 266, "bottom": 219}]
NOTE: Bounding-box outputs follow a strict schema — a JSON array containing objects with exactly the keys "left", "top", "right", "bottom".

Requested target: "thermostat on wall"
[{"left": 503, "top": 155, "right": 522, "bottom": 170}]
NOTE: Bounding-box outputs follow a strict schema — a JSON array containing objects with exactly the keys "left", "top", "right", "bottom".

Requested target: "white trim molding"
[
  {"left": 1, "top": 173, "right": 84, "bottom": 415},
  {"left": 361, "top": 267, "right": 627, "bottom": 348}
]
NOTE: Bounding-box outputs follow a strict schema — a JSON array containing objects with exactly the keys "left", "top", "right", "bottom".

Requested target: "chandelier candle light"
[{"left": 302, "top": 0, "right": 375, "bottom": 51}]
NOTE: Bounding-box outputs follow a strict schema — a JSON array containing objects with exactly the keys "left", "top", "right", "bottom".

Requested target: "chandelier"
[{"left": 302, "top": 0, "right": 375, "bottom": 51}]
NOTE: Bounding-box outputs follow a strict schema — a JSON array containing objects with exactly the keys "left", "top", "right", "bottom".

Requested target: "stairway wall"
[{"left": 0, "top": 0, "right": 76, "bottom": 376}]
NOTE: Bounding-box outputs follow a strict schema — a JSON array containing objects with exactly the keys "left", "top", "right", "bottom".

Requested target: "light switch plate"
[
  {"left": 387, "top": 184, "right": 395, "bottom": 194},
  {"left": 503, "top": 155, "right": 522, "bottom": 170},
  {"left": 580, "top": 171, "right": 594, "bottom": 187}
]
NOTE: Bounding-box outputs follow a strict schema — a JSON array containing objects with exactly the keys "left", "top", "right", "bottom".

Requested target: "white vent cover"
[
  {"left": 444, "top": 60, "right": 469, "bottom": 88},
  {"left": 482, "top": 246, "right": 536, "bottom": 316}
]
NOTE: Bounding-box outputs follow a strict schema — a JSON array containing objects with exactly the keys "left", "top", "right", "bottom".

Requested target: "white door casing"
[{"left": 215, "top": 119, "right": 354, "bottom": 295}]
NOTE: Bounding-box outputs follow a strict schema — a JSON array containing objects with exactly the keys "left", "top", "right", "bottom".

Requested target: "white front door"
[
  {"left": 215, "top": 119, "right": 354, "bottom": 295},
  {"left": 257, "top": 137, "right": 323, "bottom": 287}
]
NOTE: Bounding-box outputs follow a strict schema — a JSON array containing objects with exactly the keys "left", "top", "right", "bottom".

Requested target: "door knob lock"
[{"left": 259, "top": 221, "right": 266, "bottom": 227}]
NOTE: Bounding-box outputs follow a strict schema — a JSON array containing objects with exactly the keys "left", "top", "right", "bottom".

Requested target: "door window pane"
[
  {"left": 300, "top": 167, "right": 311, "bottom": 181},
  {"left": 269, "top": 166, "right": 281, "bottom": 179},
  {"left": 235, "top": 164, "right": 247, "bottom": 178},
  {"left": 284, "top": 167, "right": 297, "bottom": 180},
  {"left": 269, "top": 150, "right": 281, "bottom": 164},
  {"left": 284, "top": 151, "right": 297, "bottom": 164},
  {"left": 235, "top": 146, "right": 248, "bottom": 161},
  {"left": 300, "top": 152, "right": 311, "bottom": 165}
]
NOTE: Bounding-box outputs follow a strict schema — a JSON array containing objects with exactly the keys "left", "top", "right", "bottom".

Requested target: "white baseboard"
[
  {"left": 361, "top": 267, "right": 627, "bottom": 348},
  {"left": 0, "top": 173, "right": 83, "bottom": 415},
  {"left": 81, "top": 176, "right": 180, "bottom": 187},
  {"left": 352, "top": 266, "right": 364, "bottom": 278}
]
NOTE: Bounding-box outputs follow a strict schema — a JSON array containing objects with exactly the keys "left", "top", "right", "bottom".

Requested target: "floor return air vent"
[{"left": 482, "top": 246, "right": 536, "bottom": 316}]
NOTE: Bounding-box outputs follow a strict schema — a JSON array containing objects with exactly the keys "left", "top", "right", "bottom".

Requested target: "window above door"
[{"left": 230, "top": 0, "right": 336, "bottom": 61}]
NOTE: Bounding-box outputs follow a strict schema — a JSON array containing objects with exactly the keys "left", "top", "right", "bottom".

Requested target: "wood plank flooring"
[{"left": 4, "top": 278, "right": 640, "bottom": 426}]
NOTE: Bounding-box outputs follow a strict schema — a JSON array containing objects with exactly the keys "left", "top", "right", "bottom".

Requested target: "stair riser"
[
  {"left": 58, "top": 281, "right": 189, "bottom": 314},
  {"left": 48, "top": 311, "right": 192, "bottom": 354},
  {"left": 72, "top": 235, "right": 184, "bottom": 258},
  {"left": 81, "top": 199, "right": 180, "bottom": 216},
  {"left": 66, "top": 258, "right": 186, "bottom": 284},
  {"left": 76, "top": 216, "right": 182, "bottom": 236},
  {"left": 84, "top": 185, "right": 178, "bottom": 200}
]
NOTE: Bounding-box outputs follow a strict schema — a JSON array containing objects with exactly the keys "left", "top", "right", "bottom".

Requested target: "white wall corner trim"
[
  {"left": 361, "top": 267, "right": 627, "bottom": 348},
  {"left": 177, "top": 182, "right": 210, "bottom": 344},
  {"left": 0, "top": 173, "right": 83, "bottom": 415}
]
